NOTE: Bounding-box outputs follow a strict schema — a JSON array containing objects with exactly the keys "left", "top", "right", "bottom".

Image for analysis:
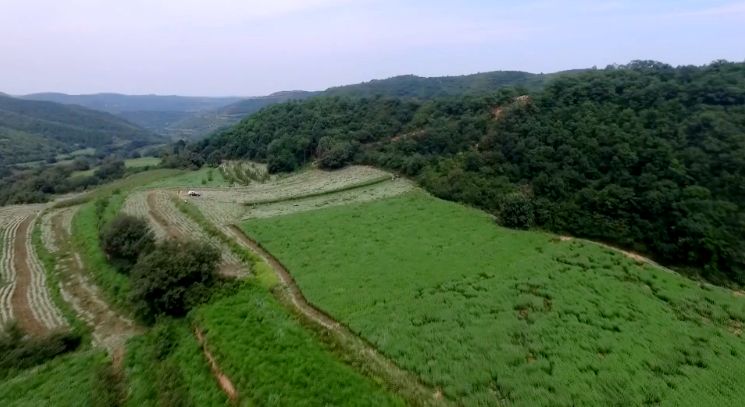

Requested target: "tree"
[
  {"left": 100, "top": 214, "right": 155, "bottom": 270},
  {"left": 94, "top": 158, "right": 125, "bottom": 181},
  {"left": 499, "top": 193, "right": 535, "bottom": 229},
  {"left": 129, "top": 240, "right": 220, "bottom": 322}
]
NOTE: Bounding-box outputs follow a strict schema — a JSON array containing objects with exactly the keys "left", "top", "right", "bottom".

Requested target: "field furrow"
[
  {"left": 146, "top": 190, "right": 247, "bottom": 277},
  {"left": 25, "top": 215, "right": 66, "bottom": 330},
  {"left": 122, "top": 191, "right": 169, "bottom": 239},
  {"left": 0, "top": 215, "right": 25, "bottom": 326},
  {"left": 50, "top": 206, "right": 139, "bottom": 352}
]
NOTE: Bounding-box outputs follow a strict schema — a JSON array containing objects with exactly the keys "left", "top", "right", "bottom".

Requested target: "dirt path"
[
  {"left": 50, "top": 207, "right": 139, "bottom": 352},
  {"left": 10, "top": 216, "right": 46, "bottom": 335},
  {"left": 194, "top": 327, "right": 238, "bottom": 403},
  {"left": 146, "top": 191, "right": 180, "bottom": 239},
  {"left": 228, "top": 225, "right": 449, "bottom": 406}
]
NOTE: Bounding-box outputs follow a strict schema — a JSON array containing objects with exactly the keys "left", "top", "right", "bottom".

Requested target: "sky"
[{"left": 1, "top": 0, "right": 743, "bottom": 96}]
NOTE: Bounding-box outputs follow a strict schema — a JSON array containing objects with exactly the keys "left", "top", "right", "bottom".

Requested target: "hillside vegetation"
[
  {"left": 0, "top": 95, "right": 156, "bottom": 166},
  {"left": 191, "top": 60, "right": 745, "bottom": 283},
  {"left": 323, "top": 70, "right": 558, "bottom": 99}
]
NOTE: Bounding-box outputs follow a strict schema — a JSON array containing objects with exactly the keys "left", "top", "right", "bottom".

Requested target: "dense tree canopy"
[
  {"left": 129, "top": 240, "right": 220, "bottom": 322},
  {"left": 189, "top": 61, "right": 745, "bottom": 283}
]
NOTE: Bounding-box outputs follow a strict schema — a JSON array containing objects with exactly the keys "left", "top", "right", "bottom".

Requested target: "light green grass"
[
  {"left": 124, "top": 156, "right": 161, "bottom": 168},
  {"left": 70, "top": 192, "right": 130, "bottom": 309},
  {"left": 144, "top": 167, "right": 229, "bottom": 189},
  {"left": 194, "top": 284, "right": 404, "bottom": 407},
  {"left": 125, "top": 320, "right": 228, "bottom": 407},
  {"left": 242, "top": 191, "right": 745, "bottom": 406},
  {"left": 0, "top": 351, "right": 106, "bottom": 406}
]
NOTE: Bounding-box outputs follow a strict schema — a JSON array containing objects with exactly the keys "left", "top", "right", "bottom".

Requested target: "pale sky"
[{"left": 1, "top": 0, "right": 743, "bottom": 96}]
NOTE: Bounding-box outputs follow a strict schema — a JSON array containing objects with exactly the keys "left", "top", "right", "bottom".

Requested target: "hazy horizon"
[{"left": 2, "top": 0, "right": 744, "bottom": 97}]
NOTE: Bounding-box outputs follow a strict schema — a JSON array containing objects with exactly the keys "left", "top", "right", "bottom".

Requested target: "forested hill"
[
  {"left": 322, "top": 70, "right": 575, "bottom": 99},
  {"left": 185, "top": 61, "right": 745, "bottom": 284},
  {"left": 0, "top": 94, "right": 157, "bottom": 166}
]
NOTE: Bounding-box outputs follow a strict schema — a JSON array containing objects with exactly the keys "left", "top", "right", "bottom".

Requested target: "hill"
[
  {"left": 0, "top": 95, "right": 158, "bottom": 166},
  {"left": 322, "top": 70, "right": 576, "bottom": 99},
  {"left": 189, "top": 60, "right": 745, "bottom": 284},
  {"left": 20, "top": 92, "right": 242, "bottom": 114},
  {"left": 161, "top": 90, "right": 318, "bottom": 140}
]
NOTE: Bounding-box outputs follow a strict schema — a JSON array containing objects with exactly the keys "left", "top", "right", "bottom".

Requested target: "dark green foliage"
[
  {"left": 499, "top": 193, "right": 535, "bottom": 229},
  {"left": 0, "top": 94, "right": 157, "bottom": 166},
  {"left": 0, "top": 322, "right": 82, "bottom": 379},
  {"left": 129, "top": 240, "right": 220, "bottom": 322},
  {"left": 323, "top": 70, "right": 556, "bottom": 99},
  {"left": 100, "top": 214, "right": 155, "bottom": 270},
  {"left": 196, "top": 60, "right": 745, "bottom": 283},
  {"left": 93, "top": 159, "right": 126, "bottom": 181}
]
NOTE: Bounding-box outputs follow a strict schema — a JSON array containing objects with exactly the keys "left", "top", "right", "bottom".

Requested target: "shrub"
[
  {"left": 499, "top": 194, "right": 535, "bottom": 229},
  {"left": 0, "top": 321, "right": 82, "bottom": 378},
  {"left": 100, "top": 214, "right": 155, "bottom": 271},
  {"left": 129, "top": 240, "right": 220, "bottom": 323}
]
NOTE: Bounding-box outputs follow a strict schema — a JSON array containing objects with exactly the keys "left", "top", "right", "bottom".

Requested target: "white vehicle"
[{"left": 187, "top": 190, "right": 201, "bottom": 197}]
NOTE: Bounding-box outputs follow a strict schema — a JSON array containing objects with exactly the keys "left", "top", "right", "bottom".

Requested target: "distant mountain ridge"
[
  {"left": 20, "top": 92, "right": 243, "bottom": 113},
  {"left": 19, "top": 68, "right": 580, "bottom": 140},
  {"left": 0, "top": 94, "right": 157, "bottom": 166}
]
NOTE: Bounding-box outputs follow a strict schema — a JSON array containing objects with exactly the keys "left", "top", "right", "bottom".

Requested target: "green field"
[
  {"left": 124, "top": 156, "right": 161, "bottom": 168},
  {"left": 144, "top": 167, "right": 230, "bottom": 188},
  {"left": 194, "top": 284, "right": 404, "bottom": 407},
  {"left": 243, "top": 191, "right": 745, "bottom": 406},
  {"left": 0, "top": 351, "right": 107, "bottom": 406},
  {"left": 125, "top": 321, "right": 228, "bottom": 407}
]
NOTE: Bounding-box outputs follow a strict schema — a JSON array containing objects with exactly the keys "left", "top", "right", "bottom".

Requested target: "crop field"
[
  {"left": 47, "top": 207, "right": 139, "bottom": 351},
  {"left": 0, "top": 205, "right": 67, "bottom": 334},
  {"left": 193, "top": 165, "right": 391, "bottom": 206},
  {"left": 219, "top": 160, "right": 269, "bottom": 185},
  {"left": 194, "top": 283, "right": 405, "bottom": 407},
  {"left": 242, "top": 191, "right": 745, "bottom": 406},
  {"left": 132, "top": 190, "right": 247, "bottom": 277},
  {"left": 143, "top": 167, "right": 231, "bottom": 189},
  {"left": 0, "top": 350, "right": 108, "bottom": 406}
]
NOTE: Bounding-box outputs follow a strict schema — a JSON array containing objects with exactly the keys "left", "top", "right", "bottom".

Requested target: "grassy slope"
[
  {"left": 144, "top": 167, "right": 230, "bottom": 188},
  {"left": 195, "top": 284, "right": 404, "bottom": 407},
  {"left": 242, "top": 191, "right": 745, "bottom": 406},
  {"left": 0, "top": 351, "right": 106, "bottom": 406},
  {"left": 125, "top": 321, "right": 228, "bottom": 407}
]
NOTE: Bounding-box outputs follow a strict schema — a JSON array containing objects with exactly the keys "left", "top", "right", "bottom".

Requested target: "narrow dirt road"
[
  {"left": 50, "top": 207, "right": 139, "bottom": 352},
  {"left": 194, "top": 327, "right": 239, "bottom": 403},
  {"left": 228, "top": 225, "right": 450, "bottom": 407}
]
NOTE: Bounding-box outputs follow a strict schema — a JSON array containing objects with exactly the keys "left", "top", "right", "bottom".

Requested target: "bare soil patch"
[
  {"left": 194, "top": 327, "right": 238, "bottom": 403},
  {"left": 11, "top": 216, "right": 46, "bottom": 335}
]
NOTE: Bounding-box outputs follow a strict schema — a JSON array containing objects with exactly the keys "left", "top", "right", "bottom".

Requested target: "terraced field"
[
  {"left": 45, "top": 207, "right": 139, "bottom": 351},
  {"left": 123, "top": 190, "right": 247, "bottom": 277},
  {"left": 0, "top": 204, "right": 67, "bottom": 334}
]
